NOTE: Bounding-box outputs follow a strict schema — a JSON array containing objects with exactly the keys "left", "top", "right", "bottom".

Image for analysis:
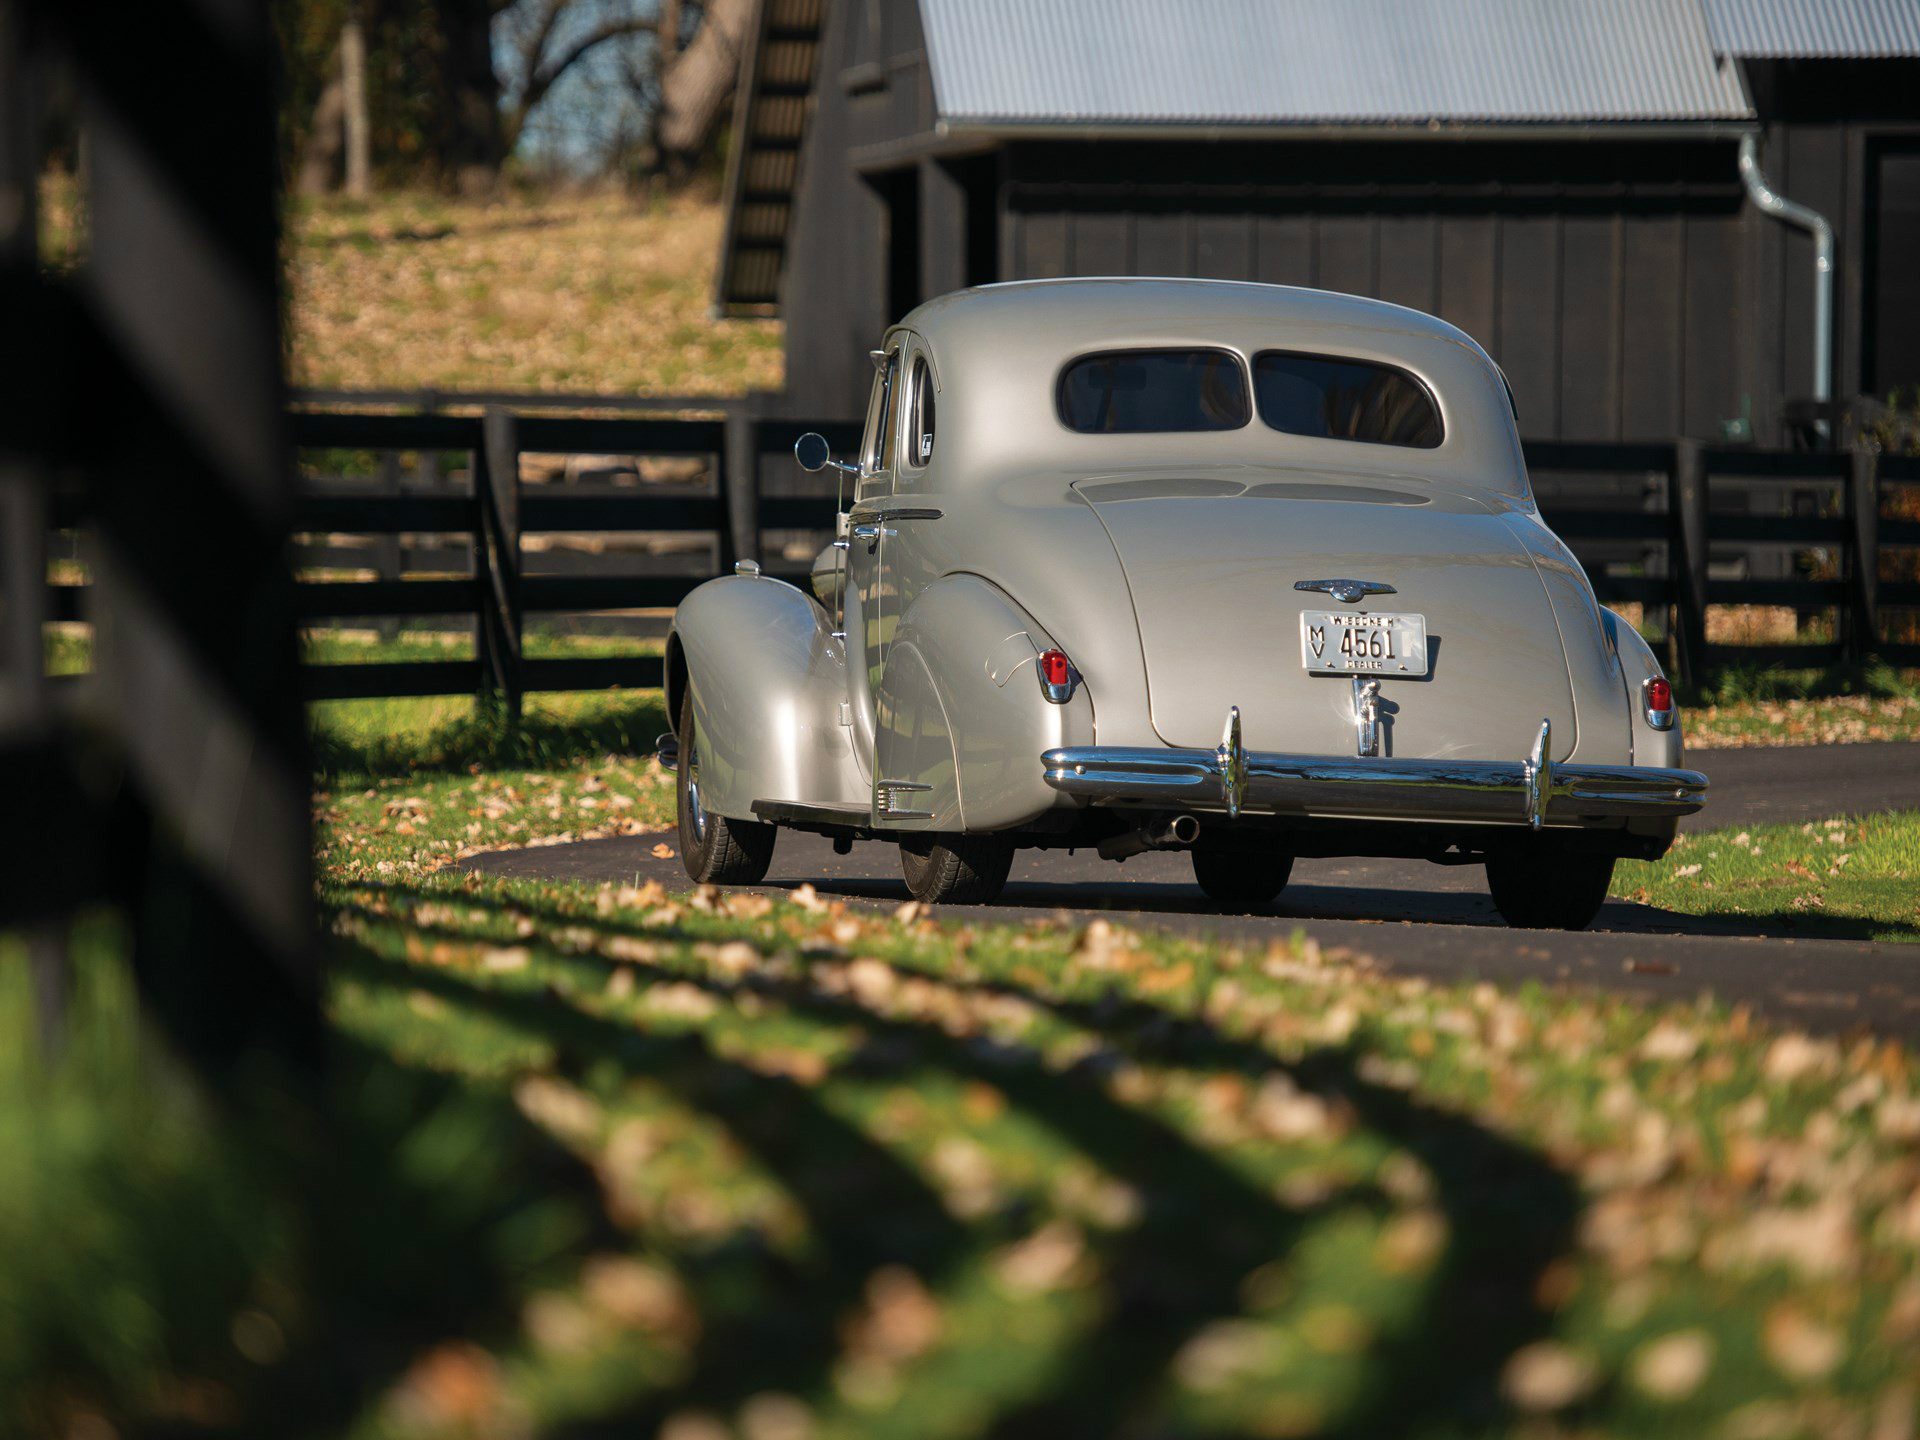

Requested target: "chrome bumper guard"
[{"left": 1041, "top": 714, "right": 1706, "bottom": 829}]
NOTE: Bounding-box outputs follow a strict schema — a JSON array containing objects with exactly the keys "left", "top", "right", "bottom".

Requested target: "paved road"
[{"left": 467, "top": 742, "right": 1920, "bottom": 1039}]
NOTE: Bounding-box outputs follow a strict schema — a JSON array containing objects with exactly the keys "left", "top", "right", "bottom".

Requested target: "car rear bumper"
[{"left": 1040, "top": 744, "right": 1707, "bottom": 828}]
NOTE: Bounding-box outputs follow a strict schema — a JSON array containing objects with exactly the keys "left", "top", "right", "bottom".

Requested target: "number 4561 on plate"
[{"left": 1299, "top": 610, "right": 1430, "bottom": 676}]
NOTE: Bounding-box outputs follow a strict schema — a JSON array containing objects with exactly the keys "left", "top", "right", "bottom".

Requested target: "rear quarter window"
[
  {"left": 1057, "top": 349, "right": 1250, "bottom": 434},
  {"left": 1253, "top": 351, "right": 1443, "bottom": 448}
]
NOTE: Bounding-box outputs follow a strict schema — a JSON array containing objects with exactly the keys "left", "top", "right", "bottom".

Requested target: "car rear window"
[
  {"left": 1057, "top": 349, "right": 1250, "bottom": 434},
  {"left": 1253, "top": 351, "right": 1443, "bottom": 448}
]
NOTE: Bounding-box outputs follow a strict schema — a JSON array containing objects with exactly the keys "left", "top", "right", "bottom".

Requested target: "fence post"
[
  {"left": 1670, "top": 440, "right": 1710, "bottom": 682},
  {"left": 721, "top": 399, "right": 762, "bottom": 571},
  {"left": 476, "top": 406, "right": 522, "bottom": 721},
  {"left": 1847, "top": 447, "right": 1880, "bottom": 663},
  {"left": 56, "top": 0, "right": 318, "bottom": 1068}
]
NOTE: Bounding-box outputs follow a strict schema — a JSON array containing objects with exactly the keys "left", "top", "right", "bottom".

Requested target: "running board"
[{"left": 751, "top": 799, "right": 874, "bottom": 836}]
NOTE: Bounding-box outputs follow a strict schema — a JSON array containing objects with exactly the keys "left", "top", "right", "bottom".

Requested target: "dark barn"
[{"left": 717, "top": 0, "right": 1920, "bottom": 446}]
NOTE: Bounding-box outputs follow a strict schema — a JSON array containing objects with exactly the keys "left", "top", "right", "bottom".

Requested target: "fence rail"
[{"left": 42, "top": 406, "right": 1920, "bottom": 704}]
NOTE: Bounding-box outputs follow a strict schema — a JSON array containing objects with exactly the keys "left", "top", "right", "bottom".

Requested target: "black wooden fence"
[{"left": 41, "top": 406, "right": 1920, "bottom": 709}]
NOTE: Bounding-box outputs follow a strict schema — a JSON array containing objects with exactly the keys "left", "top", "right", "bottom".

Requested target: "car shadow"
[{"left": 462, "top": 832, "right": 1911, "bottom": 945}]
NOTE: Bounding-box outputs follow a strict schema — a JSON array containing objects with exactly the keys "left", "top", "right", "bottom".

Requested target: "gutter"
[{"left": 1738, "top": 132, "right": 1834, "bottom": 435}]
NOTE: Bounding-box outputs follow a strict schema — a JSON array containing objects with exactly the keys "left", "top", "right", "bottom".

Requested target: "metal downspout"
[{"left": 1738, "top": 132, "right": 1834, "bottom": 436}]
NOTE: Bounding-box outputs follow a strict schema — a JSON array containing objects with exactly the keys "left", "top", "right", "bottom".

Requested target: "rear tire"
[
  {"left": 1485, "top": 846, "right": 1615, "bottom": 930},
  {"left": 676, "top": 689, "right": 776, "bottom": 885},
  {"left": 899, "top": 832, "right": 1015, "bottom": 904},
  {"left": 1192, "top": 848, "right": 1293, "bottom": 908}
]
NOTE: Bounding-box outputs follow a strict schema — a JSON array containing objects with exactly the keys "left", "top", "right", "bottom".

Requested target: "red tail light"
[
  {"left": 1646, "top": 677, "right": 1672, "bottom": 712},
  {"left": 1039, "top": 649, "right": 1072, "bottom": 687}
]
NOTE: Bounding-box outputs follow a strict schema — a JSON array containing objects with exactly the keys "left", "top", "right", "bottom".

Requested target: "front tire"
[
  {"left": 1192, "top": 848, "right": 1293, "bottom": 908},
  {"left": 1485, "top": 846, "right": 1614, "bottom": 930},
  {"left": 676, "top": 690, "right": 776, "bottom": 884},
  {"left": 899, "top": 833, "right": 1014, "bottom": 904}
]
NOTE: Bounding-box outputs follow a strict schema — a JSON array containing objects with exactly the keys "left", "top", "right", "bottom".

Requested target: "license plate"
[{"left": 1300, "top": 610, "right": 1429, "bottom": 676}]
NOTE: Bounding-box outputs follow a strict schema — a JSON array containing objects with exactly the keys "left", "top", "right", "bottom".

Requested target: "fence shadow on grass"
[{"left": 328, "top": 879, "right": 1581, "bottom": 1437}]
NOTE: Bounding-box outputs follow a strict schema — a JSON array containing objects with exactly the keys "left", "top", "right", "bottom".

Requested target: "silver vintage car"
[{"left": 665, "top": 279, "right": 1706, "bottom": 929}]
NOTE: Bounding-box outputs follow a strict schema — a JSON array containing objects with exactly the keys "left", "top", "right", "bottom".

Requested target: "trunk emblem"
[{"left": 1296, "top": 578, "right": 1396, "bottom": 604}]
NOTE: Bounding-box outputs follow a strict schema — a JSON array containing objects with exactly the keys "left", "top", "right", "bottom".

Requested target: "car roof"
[
  {"left": 890, "top": 279, "right": 1529, "bottom": 499},
  {"left": 898, "top": 277, "right": 1480, "bottom": 356}
]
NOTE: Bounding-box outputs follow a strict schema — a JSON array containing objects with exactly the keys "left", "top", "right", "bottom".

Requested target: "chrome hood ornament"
[{"left": 1295, "top": 578, "right": 1396, "bottom": 604}]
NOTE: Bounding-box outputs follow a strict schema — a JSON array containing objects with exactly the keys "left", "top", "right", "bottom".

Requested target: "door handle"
[{"left": 850, "top": 523, "right": 896, "bottom": 552}]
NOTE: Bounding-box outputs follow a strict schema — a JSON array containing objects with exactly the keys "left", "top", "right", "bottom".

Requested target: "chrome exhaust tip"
[{"left": 1168, "top": 814, "right": 1201, "bottom": 845}]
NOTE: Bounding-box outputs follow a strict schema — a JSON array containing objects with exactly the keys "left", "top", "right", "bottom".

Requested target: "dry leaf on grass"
[
  {"left": 1501, "top": 1340, "right": 1599, "bottom": 1411},
  {"left": 1631, "top": 1329, "right": 1715, "bottom": 1401}
]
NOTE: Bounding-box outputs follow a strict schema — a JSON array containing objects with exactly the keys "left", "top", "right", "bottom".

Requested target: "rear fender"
[
  {"left": 669, "top": 575, "right": 865, "bottom": 820},
  {"left": 1507, "top": 515, "right": 1633, "bottom": 764},
  {"left": 1602, "top": 610, "right": 1686, "bottom": 770},
  {"left": 878, "top": 574, "right": 1095, "bottom": 833},
  {"left": 1601, "top": 609, "right": 1686, "bottom": 853}
]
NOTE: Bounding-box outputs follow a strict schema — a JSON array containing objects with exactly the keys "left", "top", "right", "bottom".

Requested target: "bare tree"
[
  {"left": 341, "top": 14, "right": 370, "bottom": 196},
  {"left": 656, "top": 0, "right": 749, "bottom": 173},
  {"left": 498, "top": 0, "right": 660, "bottom": 157},
  {"left": 295, "top": 43, "right": 347, "bottom": 196}
]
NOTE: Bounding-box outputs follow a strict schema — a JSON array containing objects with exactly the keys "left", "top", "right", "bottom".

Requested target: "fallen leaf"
[
  {"left": 385, "top": 1342, "right": 502, "bottom": 1431},
  {"left": 481, "top": 946, "right": 530, "bottom": 972},
  {"left": 1501, "top": 1341, "right": 1598, "bottom": 1411},
  {"left": 994, "top": 1221, "right": 1086, "bottom": 1293},
  {"left": 739, "top": 1392, "right": 815, "bottom": 1440},
  {"left": 841, "top": 1266, "right": 943, "bottom": 1363},
  {"left": 1624, "top": 958, "right": 1678, "bottom": 975},
  {"left": 1762, "top": 1303, "right": 1845, "bottom": 1380},
  {"left": 651, "top": 842, "right": 675, "bottom": 859},
  {"left": 792, "top": 883, "right": 829, "bottom": 913},
  {"left": 1639, "top": 1022, "right": 1699, "bottom": 1062},
  {"left": 1631, "top": 1329, "right": 1715, "bottom": 1401}
]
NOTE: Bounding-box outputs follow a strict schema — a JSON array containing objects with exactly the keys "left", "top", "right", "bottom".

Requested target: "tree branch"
[{"left": 506, "top": 10, "right": 656, "bottom": 150}]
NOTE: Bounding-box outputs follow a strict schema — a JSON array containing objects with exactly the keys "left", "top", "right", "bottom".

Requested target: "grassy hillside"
[{"left": 286, "top": 186, "right": 783, "bottom": 396}]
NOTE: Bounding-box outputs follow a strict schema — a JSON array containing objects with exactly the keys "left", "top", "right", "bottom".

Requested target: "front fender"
[
  {"left": 880, "top": 574, "right": 1096, "bottom": 833},
  {"left": 668, "top": 575, "right": 865, "bottom": 820}
]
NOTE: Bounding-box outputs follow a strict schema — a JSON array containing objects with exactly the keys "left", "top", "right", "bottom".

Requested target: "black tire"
[
  {"left": 1485, "top": 846, "right": 1615, "bottom": 930},
  {"left": 676, "top": 689, "right": 776, "bottom": 885},
  {"left": 899, "top": 832, "right": 1015, "bottom": 904},
  {"left": 1191, "top": 847, "right": 1294, "bottom": 908}
]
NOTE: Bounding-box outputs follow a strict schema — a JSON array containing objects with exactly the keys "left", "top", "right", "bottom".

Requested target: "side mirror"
[
  {"left": 793, "top": 432, "right": 857, "bottom": 475},
  {"left": 794, "top": 432, "right": 833, "bottom": 472}
]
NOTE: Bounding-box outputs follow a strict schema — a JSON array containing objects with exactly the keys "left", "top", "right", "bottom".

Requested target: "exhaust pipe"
[{"left": 1097, "top": 814, "right": 1202, "bottom": 862}]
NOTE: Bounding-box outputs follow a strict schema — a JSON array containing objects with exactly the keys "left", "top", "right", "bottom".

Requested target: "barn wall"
[
  {"left": 1000, "top": 139, "right": 1761, "bottom": 444},
  {"left": 776, "top": 0, "right": 932, "bottom": 417},
  {"left": 1741, "top": 60, "right": 1920, "bottom": 429}
]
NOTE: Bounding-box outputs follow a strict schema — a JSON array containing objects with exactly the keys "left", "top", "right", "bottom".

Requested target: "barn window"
[
  {"left": 1057, "top": 349, "right": 1250, "bottom": 434},
  {"left": 1253, "top": 352, "right": 1443, "bottom": 448}
]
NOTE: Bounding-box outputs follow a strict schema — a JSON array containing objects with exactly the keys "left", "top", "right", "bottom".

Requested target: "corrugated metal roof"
[
  {"left": 920, "top": 0, "right": 1754, "bottom": 127},
  {"left": 1700, "top": 0, "right": 1920, "bottom": 56}
]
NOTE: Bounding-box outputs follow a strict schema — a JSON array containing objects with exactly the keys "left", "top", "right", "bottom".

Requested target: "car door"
[
  {"left": 840, "top": 340, "right": 902, "bottom": 772},
  {"left": 868, "top": 337, "right": 959, "bottom": 829}
]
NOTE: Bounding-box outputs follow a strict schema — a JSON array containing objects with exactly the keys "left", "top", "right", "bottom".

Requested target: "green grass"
[
  {"left": 306, "top": 628, "right": 669, "bottom": 781},
  {"left": 1621, "top": 811, "right": 1920, "bottom": 943},
  {"left": 12, "top": 755, "right": 1920, "bottom": 1436},
  {"left": 1681, "top": 662, "right": 1920, "bottom": 749}
]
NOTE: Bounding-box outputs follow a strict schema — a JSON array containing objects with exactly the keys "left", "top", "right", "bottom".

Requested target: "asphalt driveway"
[{"left": 465, "top": 741, "right": 1920, "bottom": 1040}]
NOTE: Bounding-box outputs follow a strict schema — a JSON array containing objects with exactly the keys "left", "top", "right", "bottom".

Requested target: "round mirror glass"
[{"left": 793, "top": 432, "right": 832, "bottom": 472}]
